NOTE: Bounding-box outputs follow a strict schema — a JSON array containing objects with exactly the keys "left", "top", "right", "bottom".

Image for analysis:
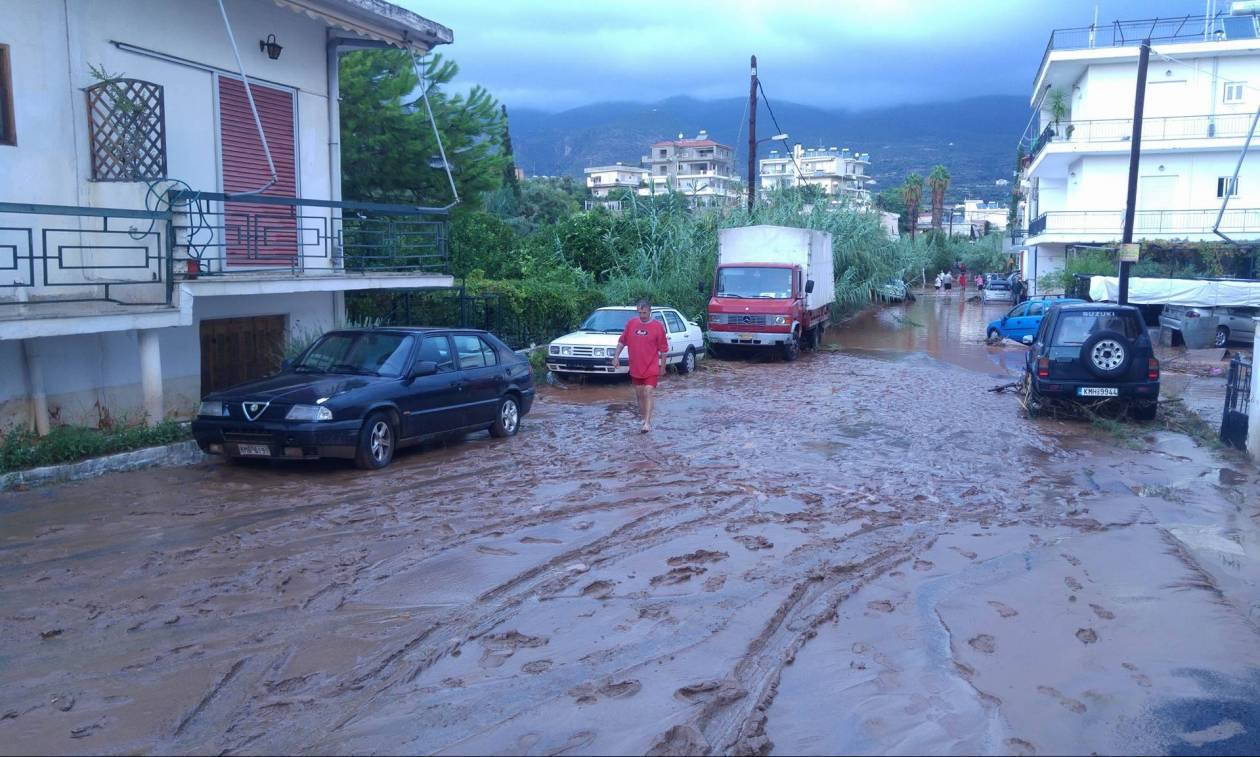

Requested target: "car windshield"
[
  {"left": 580, "top": 310, "right": 638, "bottom": 333},
  {"left": 716, "top": 267, "right": 793, "bottom": 299},
  {"left": 296, "top": 333, "right": 414, "bottom": 377},
  {"left": 1053, "top": 311, "right": 1141, "bottom": 346}
]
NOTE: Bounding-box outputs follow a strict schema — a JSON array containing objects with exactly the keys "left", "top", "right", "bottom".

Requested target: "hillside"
[{"left": 506, "top": 95, "right": 1028, "bottom": 203}]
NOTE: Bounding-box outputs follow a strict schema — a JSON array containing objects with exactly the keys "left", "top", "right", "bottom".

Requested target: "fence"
[{"left": 1222, "top": 354, "right": 1252, "bottom": 450}]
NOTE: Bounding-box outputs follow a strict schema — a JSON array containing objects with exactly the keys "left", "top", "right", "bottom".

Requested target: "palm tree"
[
  {"left": 901, "top": 173, "right": 923, "bottom": 242},
  {"left": 928, "top": 164, "right": 950, "bottom": 231}
]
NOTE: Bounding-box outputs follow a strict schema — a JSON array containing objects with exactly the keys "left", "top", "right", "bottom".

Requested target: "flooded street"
[{"left": 3, "top": 294, "right": 1260, "bottom": 755}]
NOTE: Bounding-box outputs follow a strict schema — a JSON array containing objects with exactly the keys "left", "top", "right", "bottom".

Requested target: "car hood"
[
  {"left": 551, "top": 331, "right": 622, "bottom": 347},
  {"left": 207, "top": 372, "right": 382, "bottom": 404}
]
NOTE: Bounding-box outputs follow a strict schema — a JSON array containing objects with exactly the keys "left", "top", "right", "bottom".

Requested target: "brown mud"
[{"left": 2, "top": 294, "right": 1259, "bottom": 755}]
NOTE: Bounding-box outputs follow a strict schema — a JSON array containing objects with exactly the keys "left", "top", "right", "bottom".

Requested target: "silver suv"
[{"left": 1159, "top": 305, "right": 1257, "bottom": 347}]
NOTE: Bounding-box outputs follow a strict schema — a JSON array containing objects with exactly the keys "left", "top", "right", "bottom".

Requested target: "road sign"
[{"left": 1118, "top": 243, "right": 1140, "bottom": 263}]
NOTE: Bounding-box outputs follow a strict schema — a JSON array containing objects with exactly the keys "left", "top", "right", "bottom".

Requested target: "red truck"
[{"left": 705, "top": 225, "right": 835, "bottom": 361}]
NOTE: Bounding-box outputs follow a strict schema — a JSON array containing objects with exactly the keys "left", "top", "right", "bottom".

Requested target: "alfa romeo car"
[{"left": 192, "top": 328, "right": 534, "bottom": 469}]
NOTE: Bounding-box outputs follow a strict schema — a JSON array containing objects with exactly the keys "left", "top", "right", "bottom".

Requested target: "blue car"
[{"left": 987, "top": 298, "right": 1085, "bottom": 343}]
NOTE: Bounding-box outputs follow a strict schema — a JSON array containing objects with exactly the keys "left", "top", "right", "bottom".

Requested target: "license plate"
[
  {"left": 738, "top": 333, "right": 754, "bottom": 340},
  {"left": 1077, "top": 387, "right": 1119, "bottom": 397},
  {"left": 237, "top": 444, "right": 271, "bottom": 457}
]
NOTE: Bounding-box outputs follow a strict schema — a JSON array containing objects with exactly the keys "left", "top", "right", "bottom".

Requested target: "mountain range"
[{"left": 506, "top": 94, "right": 1029, "bottom": 204}]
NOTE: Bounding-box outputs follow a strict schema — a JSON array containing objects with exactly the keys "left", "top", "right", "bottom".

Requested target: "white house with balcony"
[
  {"left": 582, "top": 163, "right": 648, "bottom": 211},
  {"left": 640, "top": 131, "right": 740, "bottom": 205},
  {"left": 0, "top": 0, "right": 455, "bottom": 434},
  {"left": 760, "top": 144, "right": 873, "bottom": 208},
  {"left": 1020, "top": 8, "right": 1260, "bottom": 294}
]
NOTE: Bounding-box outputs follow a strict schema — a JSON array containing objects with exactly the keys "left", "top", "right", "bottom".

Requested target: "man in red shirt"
[{"left": 611, "top": 298, "right": 668, "bottom": 433}]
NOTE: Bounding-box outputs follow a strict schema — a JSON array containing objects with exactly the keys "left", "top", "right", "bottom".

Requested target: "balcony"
[
  {"left": 0, "top": 193, "right": 449, "bottom": 326},
  {"left": 1027, "top": 112, "right": 1256, "bottom": 166},
  {"left": 1027, "top": 208, "right": 1260, "bottom": 242},
  {"left": 1038, "top": 12, "right": 1257, "bottom": 79}
]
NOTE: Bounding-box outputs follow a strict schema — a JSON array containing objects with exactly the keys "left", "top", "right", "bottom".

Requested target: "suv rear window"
[{"left": 1052, "top": 311, "right": 1141, "bottom": 346}]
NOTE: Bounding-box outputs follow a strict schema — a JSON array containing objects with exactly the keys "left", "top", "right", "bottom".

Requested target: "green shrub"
[{"left": 0, "top": 420, "right": 191, "bottom": 475}]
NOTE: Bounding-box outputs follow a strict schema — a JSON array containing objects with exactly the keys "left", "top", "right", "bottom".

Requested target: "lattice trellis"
[{"left": 86, "top": 78, "right": 167, "bottom": 182}]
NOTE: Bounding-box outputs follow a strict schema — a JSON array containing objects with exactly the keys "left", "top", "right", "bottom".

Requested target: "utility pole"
[
  {"left": 747, "top": 54, "right": 758, "bottom": 213},
  {"left": 1118, "top": 39, "right": 1151, "bottom": 306}
]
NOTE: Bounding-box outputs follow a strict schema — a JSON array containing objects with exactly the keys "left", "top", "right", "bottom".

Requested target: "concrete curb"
[{"left": 0, "top": 440, "right": 208, "bottom": 492}]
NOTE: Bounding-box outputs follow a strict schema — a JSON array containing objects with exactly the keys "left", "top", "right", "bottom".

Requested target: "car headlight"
[
  {"left": 285, "top": 404, "right": 333, "bottom": 422},
  {"left": 198, "top": 401, "right": 228, "bottom": 417},
  {"left": 561, "top": 345, "right": 573, "bottom": 356},
  {"left": 549, "top": 345, "right": 559, "bottom": 355}
]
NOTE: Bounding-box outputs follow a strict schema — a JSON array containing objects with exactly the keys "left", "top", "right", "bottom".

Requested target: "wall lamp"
[{"left": 260, "top": 34, "right": 283, "bottom": 60}]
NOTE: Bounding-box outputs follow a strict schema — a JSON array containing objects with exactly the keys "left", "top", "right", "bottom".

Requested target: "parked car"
[
  {"left": 876, "top": 279, "right": 908, "bottom": 303},
  {"left": 1023, "top": 303, "right": 1160, "bottom": 420},
  {"left": 987, "top": 297, "right": 1085, "bottom": 343},
  {"left": 192, "top": 328, "right": 534, "bottom": 470},
  {"left": 1159, "top": 305, "right": 1258, "bottom": 347},
  {"left": 982, "top": 274, "right": 1014, "bottom": 303},
  {"left": 546, "top": 306, "right": 704, "bottom": 378}
]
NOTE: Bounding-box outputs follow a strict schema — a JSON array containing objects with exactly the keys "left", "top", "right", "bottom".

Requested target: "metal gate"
[{"left": 1221, "top": 354, "right": 1252, "bottom": 450}]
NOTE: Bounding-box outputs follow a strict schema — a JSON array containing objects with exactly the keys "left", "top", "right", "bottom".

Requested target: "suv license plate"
[
  {"left": 1078, "top": 387, "right": 1119, "bottom": 397},
  {"left": 237, "top": 444, "right": 271, "bottom": 457}
]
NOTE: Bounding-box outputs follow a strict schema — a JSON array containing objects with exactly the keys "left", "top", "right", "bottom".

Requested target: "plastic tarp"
[{"left": 1088, "top": 276, "right": 1260, "bottom": 307}]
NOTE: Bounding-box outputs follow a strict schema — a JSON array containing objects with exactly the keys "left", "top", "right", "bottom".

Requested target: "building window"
[
  {"left": 0, "top": 44, "right": 14, "bottom": 146},
  {"left": 1224, "top": 82, "right": 1245, "bottom": 103},
  {"left": 86, "top": 77, "right": 167, "bottom": 181},
  {"left": 1217, "top": 176, "right": 1239, "bottom": 197},
  {"left": 592, "top": 176, "right": 601, "bottom": 184}
]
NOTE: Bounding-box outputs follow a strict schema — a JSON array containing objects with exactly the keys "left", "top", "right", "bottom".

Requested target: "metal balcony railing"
[
  {"left": 1028, "top": 113, "right": 1256, "bottom": 162},
  {"left": 1028, "top": 208, "right": 1260, "bottom": 237},
  {"left": 0, "top": 193, "right": 449, "bottom": 309},
  {"left": 1037, "top": 12, "right": 1258, "bottom": 84}
]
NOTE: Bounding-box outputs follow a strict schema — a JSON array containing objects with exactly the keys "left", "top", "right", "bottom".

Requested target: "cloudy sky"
[{"left": 400, "top": 0, "right": 1210, "bottom": 112}]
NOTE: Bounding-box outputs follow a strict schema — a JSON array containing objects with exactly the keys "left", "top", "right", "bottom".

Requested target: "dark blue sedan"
[{"left": 192, "top": 328, "right": 535, "bottom": 469}]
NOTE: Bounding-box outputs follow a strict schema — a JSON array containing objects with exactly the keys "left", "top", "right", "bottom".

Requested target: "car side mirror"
[
  {"left": 410, "top": 360, "right": 438, "bottom": 378},
  {"left": 1021, "top": 335, "right": 1034, "bottom": 345},
  {"left": 805, "top": 279, "right": 815, "bottom": 294},
  {"left": 281, "top": 357, "right": 294, "bottom": 371}
]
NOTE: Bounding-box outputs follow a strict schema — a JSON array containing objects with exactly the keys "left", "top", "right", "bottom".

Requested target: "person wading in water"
[{"left": 611, "top": 298, "right": 668, "bottom": 433}]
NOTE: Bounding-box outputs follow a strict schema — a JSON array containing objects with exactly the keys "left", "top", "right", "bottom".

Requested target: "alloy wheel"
[
  {"left": 370, "top": 420, "right": 392, "bottom": 462},
  {"left": 502, "top": 399, "right": 519, "bottom": 434}
]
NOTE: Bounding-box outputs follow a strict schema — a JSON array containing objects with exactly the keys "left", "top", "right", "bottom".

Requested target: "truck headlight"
[
  {"left": 198, "top": 401, "right": 228, "bottom": 417},
  {"left": 772, "top": 315, "right": 789, "bottom": 325},
  {"left": 549, "top": 345, "right": 560, "bottom": 355},
  {"left": 285, "top": 404, "right": 333, "bottom": 422}
]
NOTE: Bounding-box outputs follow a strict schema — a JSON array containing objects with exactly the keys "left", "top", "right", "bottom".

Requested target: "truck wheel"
[
  {"left": 783, "top": 331, "right": 801, "bottom": 362},
  {"left": 802, "top": 326, "right": 818, "bottom": 351},
  {"left": 677, "top": 347, "right": 697, "bottom": 374}
]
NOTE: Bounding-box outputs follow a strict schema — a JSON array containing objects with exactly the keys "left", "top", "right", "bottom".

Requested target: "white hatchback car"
[{"left": 547, "top": 306, "right": 705, "bottom": 378}]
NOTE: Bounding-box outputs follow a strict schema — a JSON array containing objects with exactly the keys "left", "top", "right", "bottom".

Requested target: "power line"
[{"left": 755, "top": 78, "right": 805, "bottom": 183}]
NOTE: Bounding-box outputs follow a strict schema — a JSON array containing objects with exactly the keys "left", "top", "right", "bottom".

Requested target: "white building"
[
  {"left": 0, "top": 0, "right": 455, "bottom": 433},
  {"left": 640, "top": 131, "right": 740, "bottom": 205},
  {"left": 1021, "top": 9, "right": 1260, "bottom": 294},
  {"left": 760, "top": 145, "right": 872, "bottom": 207},
  {"left": 583, "top": 163, "right": 649, "bottom": 211},
  {"left": 963, "top": 199, "right": 1008, "bottom": 231}
]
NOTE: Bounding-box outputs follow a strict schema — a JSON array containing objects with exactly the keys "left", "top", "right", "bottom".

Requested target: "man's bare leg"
[{"left": 642, "top": 385, "right": 654, "bottom": 432}]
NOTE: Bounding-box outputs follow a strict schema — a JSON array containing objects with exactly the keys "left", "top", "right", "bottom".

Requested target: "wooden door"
[
  {"left": 200, "top": 315, "right": 287, "bottom": 394},
  {"left": 218, "top": 77, "right": 298, "bottom": 267}
]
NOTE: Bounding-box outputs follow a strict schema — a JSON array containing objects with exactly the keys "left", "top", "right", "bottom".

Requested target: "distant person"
[
  {"left": 611, "top": 298, "right": 668, "bottom": 433},
  {"left": 959, "top": 272, "right": 968, "bottom": 294},
  {"left": 942, "top": 271, "right": 953, "bottom": 293},
  {"left": 976, "top": 273, "right": 986, "bottom": 291},
  {"left": 934, "top": 272, "right": 943, "bottom": 291}
]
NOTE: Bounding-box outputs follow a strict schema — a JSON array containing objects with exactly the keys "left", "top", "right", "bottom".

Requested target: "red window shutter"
[{"left": 218, "top": 77, "right": 298, "bottom": 266}]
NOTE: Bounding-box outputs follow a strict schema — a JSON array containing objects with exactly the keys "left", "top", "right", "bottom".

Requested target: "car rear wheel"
[
  {"left": 677, "top": 347, "right": 697, "bottom": 374},
  {"left": 490, "top": 395, "right": 520, "bottom": 438},
  {"left": 1022, "top": 373, "right": 1043, "bottom": 419},
  {"left": 355, "top": 412, "right": 396, "bottom": 470},
  {"left": 1081, "top": 330, "right": 1134, "bottom": 379},
  {"left": 1215, "top": 326, "right": 1229, "bottom": 348}
]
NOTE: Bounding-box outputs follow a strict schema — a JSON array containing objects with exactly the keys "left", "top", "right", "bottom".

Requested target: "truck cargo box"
[{"left": 717, "top": 225, "right": 834, "bottom": 312}]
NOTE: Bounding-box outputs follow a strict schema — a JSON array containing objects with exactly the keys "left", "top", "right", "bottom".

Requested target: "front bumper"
[
  {"left": 546, "top": 356, "right": 630, "bottom": 375},
  {"left": 191, "top": 417, "right": 361, "bottom": 460},
  {"left": 707, "top": 329, "right": 793, "bottom": 346},
  {"left": 1031, "top": 377, "right": 1160, "bottom": 401}
]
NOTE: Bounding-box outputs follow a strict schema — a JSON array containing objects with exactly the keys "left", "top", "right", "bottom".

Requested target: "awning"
[
  {"left": 272, "top": 0, "right": 453, "bottom": 52},
  {"left": 1089, "top": 276, "right": 1260, "bottom": 307}
]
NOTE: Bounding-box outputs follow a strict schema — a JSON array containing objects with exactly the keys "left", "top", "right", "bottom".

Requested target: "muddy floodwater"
[{"left": 3, "top": 294, "right": 1260, "bottom": 755}]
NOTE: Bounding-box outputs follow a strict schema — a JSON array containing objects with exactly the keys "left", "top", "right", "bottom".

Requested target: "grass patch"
[
  {"left": 0, "top": 421, "right": 191, "bottom": 475},
  {"left": 1156, "top": 400, "right": 1222, "bottom": 449}
]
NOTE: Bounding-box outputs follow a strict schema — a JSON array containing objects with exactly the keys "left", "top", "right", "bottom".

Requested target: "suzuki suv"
[{"left": 1023, "top": 303, "right": 1159, "bottom": 420}]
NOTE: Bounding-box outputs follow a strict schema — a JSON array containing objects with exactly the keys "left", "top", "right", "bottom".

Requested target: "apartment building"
[
  {"left": 582, "top": 163, "right": 648, "bottom": 210},
  {"left": 0, "top": 0, "right": 453, "bottom": 432},
  {"left": 1020, "top": 9, "right": 1260, "bottom": 294},
  {"left": 640, "top": 130, "right": 739, "bottom": 205},
  {"left": 760, "top": 144, "right": 873, "bottom": 207}
]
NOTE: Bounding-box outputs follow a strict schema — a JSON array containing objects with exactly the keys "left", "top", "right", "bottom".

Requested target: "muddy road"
[{"left": 3, "top": 295, "right": 1260, "bottom": 755}]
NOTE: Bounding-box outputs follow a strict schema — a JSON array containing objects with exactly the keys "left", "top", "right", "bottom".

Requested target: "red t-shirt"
[{"left": 620, "top": 317, "right": 668, "bottom": 378}]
